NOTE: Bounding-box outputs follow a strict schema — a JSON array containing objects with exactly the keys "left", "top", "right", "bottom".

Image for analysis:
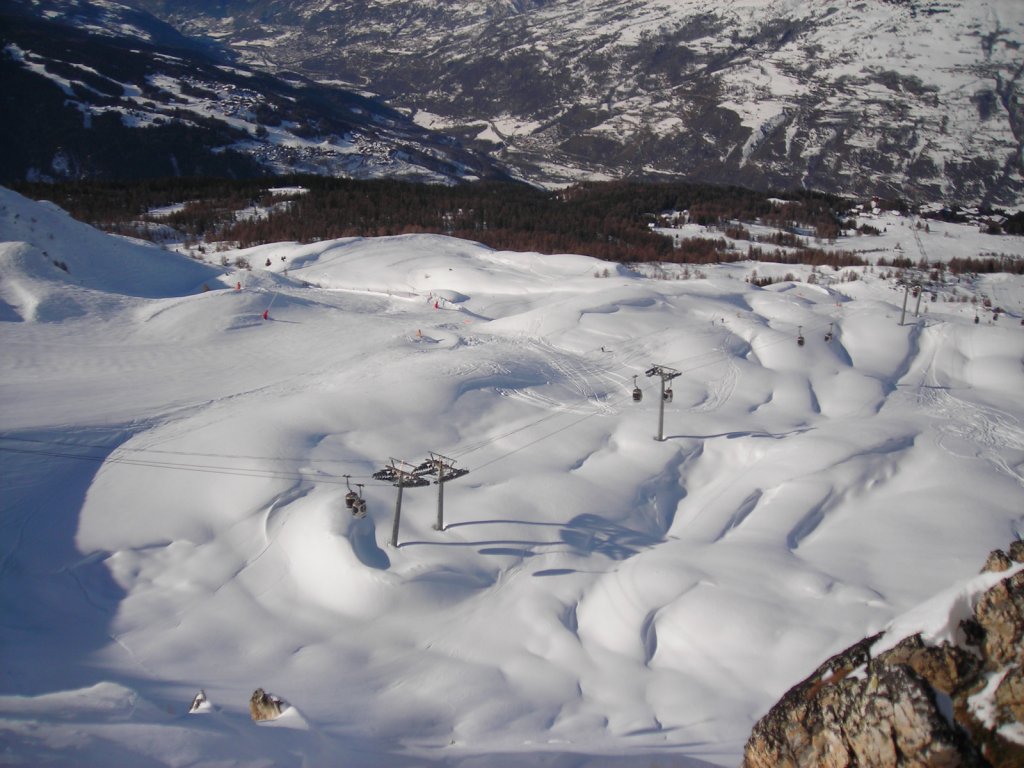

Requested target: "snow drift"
[{"left": 1, "top": 185, "right": 1023, "bottom": 767}]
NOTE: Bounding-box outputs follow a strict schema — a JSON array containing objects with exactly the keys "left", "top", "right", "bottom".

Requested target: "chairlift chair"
[
  {"left": 663, "top": 386, "right": 673, "bottom": 403},
  {"left": 824, "top": 322, "right": 834, "bottom": 343},
  {"left": 632, "top": 375, "right": 643, "bottom": 402},
  {"left": 797, "top": 325, "right": 805, "bottom": 347}
]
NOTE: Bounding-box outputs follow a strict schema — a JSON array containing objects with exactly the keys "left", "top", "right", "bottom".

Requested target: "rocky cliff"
[{"left": 744, "top": 543, "right": 1024, "bottom": 768}]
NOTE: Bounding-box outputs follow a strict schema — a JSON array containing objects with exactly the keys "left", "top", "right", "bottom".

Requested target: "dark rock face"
[
  {"left": 744, "top": 545, "right": 1024, "bottom": 768},
  {"left": 248, "top": 688, "right": 287, "bottom": 722},
  {"left": 0, "top": 1, "right": 511, "bottom": 184}
]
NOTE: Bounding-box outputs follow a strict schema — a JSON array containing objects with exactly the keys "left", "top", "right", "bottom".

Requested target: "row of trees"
[
  {"left": 13, "top": 177, "right": 271, "bottom": 228},
  {"left": 12, "top": 176, "right": 849, "bottom": 263},
  {"left": 11, "top": 176, "right": 1020, "bottom": 273},
  {"left": 666, "top": 240, "right": 868, "bottom": 269},
  {"left": 218, "top": 179, "right": 681, "bottom": 261}
]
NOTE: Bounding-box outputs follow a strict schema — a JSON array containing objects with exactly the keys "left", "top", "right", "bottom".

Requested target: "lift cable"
[
  {"left": 0, "top": 434, "right": 372, "bottom": 466},
  {"left": 2, "top": 316, "right": 840, "bottom": 484},
  {"left": 449, "top": 314, "right": 839, "bottom": 468},
  {"left": 0, "top": 442, "right": 391, "bottom": 486}
]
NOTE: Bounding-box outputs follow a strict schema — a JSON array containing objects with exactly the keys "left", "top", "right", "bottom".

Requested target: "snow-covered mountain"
[
  {"left": 127, "top": 0, "right": 1024, "bottom": 205},
  {"left": 2, "top": 184, "right": 1023, "bottom": 766},
  {"left": 0, "top": 0, "right": 511, "bottom": 184}
]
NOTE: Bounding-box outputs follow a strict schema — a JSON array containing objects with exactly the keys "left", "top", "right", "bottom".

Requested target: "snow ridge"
[{"left": 1, "top": 185, "right": 1023, "bottom": 766}]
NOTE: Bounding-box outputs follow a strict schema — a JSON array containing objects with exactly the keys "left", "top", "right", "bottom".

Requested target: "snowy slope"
[
  {"left": 1, "top": 184, "right": 1024, "bottom": 767},
  {"left": 0, "top": 194, "right": 219, "bottom": 308}
]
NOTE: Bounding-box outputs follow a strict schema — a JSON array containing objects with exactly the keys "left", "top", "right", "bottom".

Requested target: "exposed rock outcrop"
[
  {"left": 249, "top": 688, "right": 288, "bottom": 722},
  {"left": 744, "top": 544, "right": 1024, "bottom": 768},
  {"left": 188, "top": 689, "right": 211, "bottom": 714}
]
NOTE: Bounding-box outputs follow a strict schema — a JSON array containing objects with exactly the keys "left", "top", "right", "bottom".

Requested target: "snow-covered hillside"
[
  {"left": 1, "top": 0, "right": 508, "bottom": 184},
  {"left": 2, "top": 184, "right": 1023, "bottom": 767},
  {"left": 131, "top": 0, "right": 1024, "bottom": 204}
]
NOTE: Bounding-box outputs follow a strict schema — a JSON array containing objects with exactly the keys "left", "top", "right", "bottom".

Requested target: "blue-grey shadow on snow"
[
  {"left": 533, "top": 568, "right": 578, "bottom": 577},
  {"left": 0, "top": 296, "right": 24, "bottom": 322},
  {"left": 443, "top": 519, "right": 557, "bottom": 531},
  {"left": 666, "top": 427, "right": 814, "bottom": 441},
  {"left": 872, "top": 318, "right": 926, "bottom": 402},
  {"left": 408, "top": 514, "right": 661, "bottom": 561},
  {"left": 559, "top": 513, "right": 661, "bottom": 560},
  {"left": 348, "top": 516, "right": 390, "bottom": 569},
  {"left": 0, "top": 429, "right": 129, "bottom": 696},
  {"left": 395, "top": 531, "right": 564, "bottom": 552},
  {"left": 477, "top": 547, "right": 536, "bottom": 558}
]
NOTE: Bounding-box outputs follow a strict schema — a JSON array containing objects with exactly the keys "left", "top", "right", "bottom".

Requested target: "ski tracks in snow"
[
  {"left": 494, "top": 336, "right": 619, "bottom": 415},
  {"left": 688, "top": 354, "right": 739, "bottom": 414},
  {"left": 925, "top": 388, "right": 1024, "bottom": 486},
  {"left": 907, "top": 325, "right": 1024, "bottom": 487}
]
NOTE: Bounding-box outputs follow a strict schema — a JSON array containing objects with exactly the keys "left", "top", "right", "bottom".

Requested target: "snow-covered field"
[{"left": 2, "top": 185, "right": 1023, "bottom": 767}]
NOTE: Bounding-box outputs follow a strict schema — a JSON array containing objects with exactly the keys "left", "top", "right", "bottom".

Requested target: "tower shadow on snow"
[
  {"left": 403, "top": 513, "right": 662, "bottom": 561},
  {"left": 665, "top": 427, "right": 814, "bottom": 441}
]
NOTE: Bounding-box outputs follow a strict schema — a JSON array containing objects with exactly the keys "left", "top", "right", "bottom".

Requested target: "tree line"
[
  {"left": 11, "top": 176, "right": 846, "bottom": 262},
  {"left": 10, "top": 176, "right": 1019, "bottom": 274}
]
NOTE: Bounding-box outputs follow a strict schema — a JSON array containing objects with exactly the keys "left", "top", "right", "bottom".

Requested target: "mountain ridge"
[
  {"left": 0, "top": 0, "right": 512, "bottom": 184},
  {"left": 126, "top": 0, "right": 1024, "bottom": 205}
]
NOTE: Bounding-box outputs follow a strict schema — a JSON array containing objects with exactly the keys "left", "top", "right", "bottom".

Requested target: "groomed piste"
[{"left": 1, "top": 186, "right": 1023, "bottom": 766}]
